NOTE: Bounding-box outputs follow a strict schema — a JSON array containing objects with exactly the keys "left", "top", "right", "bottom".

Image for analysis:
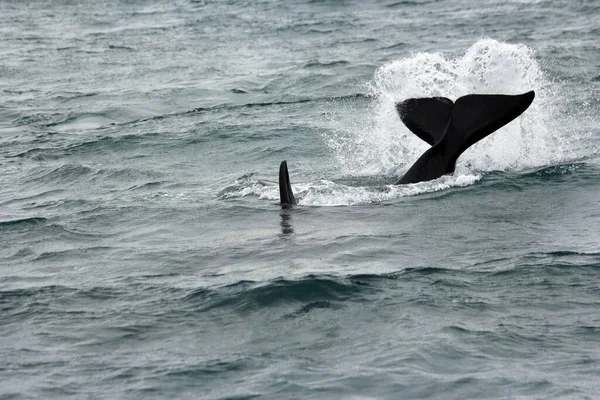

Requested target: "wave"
[
  {"left": 0, "top": 217, "right": 48, "bottom": 228},
  {"left": 25, "top": 163, "right": 94, "bottom": 185},
  {"left": 191, "top": 250, "right": 600, "bottom": 311},
  {"left": 187, "top": 275, "right": 366, "bottom": 313},
  {"left": 186, "top": 270, "right": 428, "bottom": 311}
]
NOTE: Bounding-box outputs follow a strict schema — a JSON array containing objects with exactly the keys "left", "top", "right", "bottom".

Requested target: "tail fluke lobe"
[
  {"left": 279, "top": 160, "right": 296, "bottom": 207},
  {"left": 452, "top": 91, "right": 535, "bottom": 153},
  {"left": 396, "top": 96, "right": 454, "bottom": 146}
]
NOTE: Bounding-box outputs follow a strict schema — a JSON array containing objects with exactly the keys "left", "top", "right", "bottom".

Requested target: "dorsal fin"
[
  {"left": 396, "top": 96, "right": 454, "bottom": 146},
  {"left": 279, "top": 160, "right": 296, "bottom": 207},
  {"left": 452, "top": 91, "right": 535, "bottom": 153}
]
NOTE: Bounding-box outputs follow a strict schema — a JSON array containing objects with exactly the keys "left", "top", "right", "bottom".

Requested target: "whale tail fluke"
[
  {"left": 279, "top": 160, "right": 296, "bottom": 207},
  {"left": 394, "top": 90, "right": 535, "bottom": 185}
]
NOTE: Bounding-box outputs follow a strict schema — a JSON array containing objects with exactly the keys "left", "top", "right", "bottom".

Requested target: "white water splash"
[
  {"left": 326, "top": 38, "right": 566, "bottom": 178},
  {"left": 221, "top": 173, "right": 481, "bottom": 207}
]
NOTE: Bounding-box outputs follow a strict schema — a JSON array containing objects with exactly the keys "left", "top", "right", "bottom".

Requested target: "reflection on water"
[{"left": 279, "top": 208, "right": 294, "bottom": 236}]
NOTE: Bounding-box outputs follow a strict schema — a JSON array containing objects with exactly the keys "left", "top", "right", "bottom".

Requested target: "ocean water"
[{"left": 1, "top": 0, "right": 600, "bottom": 398}]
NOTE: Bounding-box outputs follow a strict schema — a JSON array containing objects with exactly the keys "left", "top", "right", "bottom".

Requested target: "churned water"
[{"left": 1, "top": 0, "right": 600, "bottom": 398}]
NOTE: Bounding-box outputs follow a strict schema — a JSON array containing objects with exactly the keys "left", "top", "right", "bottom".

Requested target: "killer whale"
[{"left": 278, "top": 91, "right": 535, "bottom": 206}]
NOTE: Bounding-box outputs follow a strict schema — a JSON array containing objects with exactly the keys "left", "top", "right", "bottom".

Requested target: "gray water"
[{"left": 1, "top": 1, "right": 600, "bottom": 398}]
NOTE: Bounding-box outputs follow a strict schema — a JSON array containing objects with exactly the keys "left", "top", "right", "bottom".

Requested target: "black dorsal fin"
[
  {"left": 396, "top": 96, "right": 454, "bottom": 146},
  {"left": 452, "top": 91, "right": 535, "bottom": 153},
  {"left": 279, "top": 160, "right": 296, "bottom": 207}
]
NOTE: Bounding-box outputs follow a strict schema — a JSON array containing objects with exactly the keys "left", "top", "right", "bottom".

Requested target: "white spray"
[{"left": 327, "top": 38, "right": 564, "bottom": 179}]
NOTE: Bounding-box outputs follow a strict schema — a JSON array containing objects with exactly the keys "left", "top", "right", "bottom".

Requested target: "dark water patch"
[
  {"left": 125, "top": 181, "right": 167, "bottom": 192},
  {"left": 430, "top": 277, "right": 470, "bottom": 289},
  {"left": 50, "top": 91, "right": 98, "bottom": 103},
  {"left": 379, "top": 42, "right": 408, "bottom": 50},
  {"left": 187, "top": 275, "right": 369, "bottom": 313},
  {"left": 400, "top": 266, "right": 457, "bottom": 277},
  {"left": 1, "top": 88, "right": 41, "bottom": 96},
  {"left": 108, "top": 44, "right": 135, "bottom": 51},
  {"left": 209, "top": 94, "right": 370, "bottom": 112},
  {"left": 0, "top": 217, "right": 48, "bottom": 229},
  {"left": 347, "top": 272, "right": 403, "bottom": 286},
  {"left": 386, "top": 0, "right": 437, "bottom": 7},
  {"left": 442, "top": 325, "right": 490, "bottom": 337},
  {"left": 303, "top": 60, "right": 350, "bottom": 69},
  {"left": 573, "top": 326, "right": 600, "bottom": 336},
  {"left": 235, "top": 98, "right": 316, "bottom": 109}
]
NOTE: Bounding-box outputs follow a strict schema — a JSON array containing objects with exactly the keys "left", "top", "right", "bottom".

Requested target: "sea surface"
[{"left": 1, "top": 0, "right": 600, "bottom": 398}]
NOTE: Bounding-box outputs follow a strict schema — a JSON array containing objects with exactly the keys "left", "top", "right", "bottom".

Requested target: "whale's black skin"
[
  {"left": 279, "top": 160, "right": 296, "bottom": 207},
  {"left": 278, "top": 91, "right": 535, "bottom": 206}
]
